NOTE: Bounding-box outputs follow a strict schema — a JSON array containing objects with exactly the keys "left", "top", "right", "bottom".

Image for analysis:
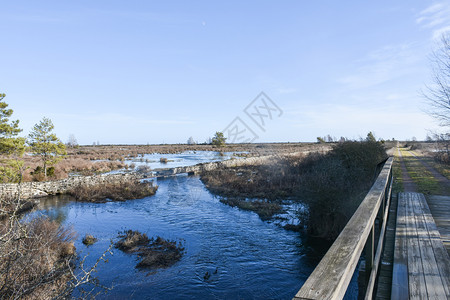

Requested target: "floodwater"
[
  {"left": 33, "top": 152, "right": 360, "bottom": 299},
  {"left": 125, "top": 151, "right": 244, "bottom": 170}
]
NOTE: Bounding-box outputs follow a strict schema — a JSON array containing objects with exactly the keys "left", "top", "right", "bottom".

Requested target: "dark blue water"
[{"left": 35, "top": 175, "right": 345, "bottom": 299}]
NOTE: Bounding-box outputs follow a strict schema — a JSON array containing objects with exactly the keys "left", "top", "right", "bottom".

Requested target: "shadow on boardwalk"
[{"left": 396, "top": 147, "right": 450, "bottom": 255}]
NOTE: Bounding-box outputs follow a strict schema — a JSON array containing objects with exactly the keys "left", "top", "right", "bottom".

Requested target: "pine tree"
[
  {"left": 0, "top": 93, "right": 25, "bottom": 182},
  {"left": 366, "top": 131, "right": 377, "bottom": 143},
  {"left": 211, "top": 131, "right": 226, "bottom": 146},
  {"left": 28, "top": 117, "right": 66, "bottom": 178}
]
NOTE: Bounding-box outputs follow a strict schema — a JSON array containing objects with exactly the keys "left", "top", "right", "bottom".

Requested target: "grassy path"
[
  {"left": 395, "top": 148, "right": 417, "bottom": 193},
  {"left": 409, "top": 150, "right": 450, "bottom": 180},
  {"left": 398, "top": 148, "right": 450, "bottom": 195},
  {"left": 394, "top": 148, "right": 450, "bottom": 255}
]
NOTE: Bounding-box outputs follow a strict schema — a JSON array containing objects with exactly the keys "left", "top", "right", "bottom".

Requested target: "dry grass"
[
  {"left": 1, "top": 143, "right": 324, "bottom": 183},
  {"left": 82, "top": 235, "right": 98, "bottom": 246},
  {"left": 57, "top": 158, "right": 127, "bottom": 176},
  {"left": 1, "top": 156, "right": 128, "bottom": 182},
  {"left": 220, "top": 198, "right": 283, "bottom": 220},
  {"left": 202, "top": 141, "right": 388, "bottom": 240},
  {"left": 201, "top": 155, "right": 304, "bottom": 200},
  {"left": 66, "top": 143, "right": 321, "bottom": 159},
  {"left": 68, "top": 180, "right": 158, "bottom": 203},
  {"left": 0, "top": 216, "right": 76, "bottom": 299},
  {"left": 115, "top": 230, "right": 185, "bottom": 270},
  {"left": 410, "top": 149, "right": 450, "bottom": 180}
]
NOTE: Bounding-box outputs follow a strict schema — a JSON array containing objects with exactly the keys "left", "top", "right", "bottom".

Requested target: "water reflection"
[{"left": 35, "top": 194, "right": 72, "bottom": 224}]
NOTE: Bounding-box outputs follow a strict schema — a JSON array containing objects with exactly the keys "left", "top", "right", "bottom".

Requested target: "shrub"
[
  {"left": 0, "top": 216, "right": 76, "bottom": 298},
  {"left": 136, "top": 165, "right": 152, "bottom": 174},
  {"left": 298, "top": 141, "right": 387, "bottom": 239},
  {"left": 201, "top": 140, "right": 387, "bottom": 240},
  {"left": 47, "top": 166, "right": 55, "bottom": 177},
  {"left": 409, "top": 143, "right": 423, "bottom": 150},
  {"left": 31, "top": 165, "right": 45, "bottom": 181},
  {"left": 201, "top": 155, "right": 303, "bottom": 200},
  {"left": 32, "top": 166, "right": 43, "bottom": 174},
  {"left": 211, "top": 132, "right": 226, "bottom": 147}
]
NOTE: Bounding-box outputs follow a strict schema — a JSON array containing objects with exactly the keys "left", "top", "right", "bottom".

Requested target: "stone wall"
[
  {"left": 0, "top": 173, "right": 143, "bottom": 200},
  {"left": 153, "top": 155, "right": 275, "bottom": 176}
]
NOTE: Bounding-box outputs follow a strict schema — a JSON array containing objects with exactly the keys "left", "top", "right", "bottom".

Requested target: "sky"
[{"left": 1, "top": 1, "right": 449, "bottom": 145}]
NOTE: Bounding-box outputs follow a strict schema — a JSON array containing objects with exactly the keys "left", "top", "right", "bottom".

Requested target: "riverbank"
[{"left": 201, "top": 141, "right": 389, "bottom": 240}]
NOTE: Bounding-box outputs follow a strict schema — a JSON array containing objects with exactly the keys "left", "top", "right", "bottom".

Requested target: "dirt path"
[
  {"left": 397, "top": 148, "right": 417, "bottom": 193},
  {"left": 407, "top": 150, "right": 450, "bottom": 195}
]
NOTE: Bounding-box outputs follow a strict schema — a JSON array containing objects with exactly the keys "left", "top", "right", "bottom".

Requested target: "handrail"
[{"left": 294, "top": 157, "right": 394, "bottom": 300}]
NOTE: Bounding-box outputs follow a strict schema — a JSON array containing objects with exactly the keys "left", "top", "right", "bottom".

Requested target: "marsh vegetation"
[
  {"left": 68, "top": 180, "right": 158, "bottom": 203},
  {"left": 115, "top": 230, "right": 185, "bottom": 270},
  {"left": 201, "top": 140, "right": 388, "bottom": 240}
]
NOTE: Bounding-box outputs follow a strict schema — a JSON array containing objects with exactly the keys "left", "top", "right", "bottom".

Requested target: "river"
[{"left": 33, "top": 152, "right": 359, "bottom": 299}]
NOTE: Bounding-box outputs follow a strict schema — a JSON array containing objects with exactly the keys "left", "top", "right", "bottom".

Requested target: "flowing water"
[{"left": 33, "top": 152, "right": 360, "bottom": 299}]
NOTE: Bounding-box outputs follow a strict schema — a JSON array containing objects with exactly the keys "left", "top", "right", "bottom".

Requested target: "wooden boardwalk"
[
  {"left": 293, "top": 156, "right": 450, "bottom": 299},
  {"left": 426, "top": 195, "right": 450, "bottom": 255},
  {"left": 391, "top": 192, "right": 450, "bottom": 299}
]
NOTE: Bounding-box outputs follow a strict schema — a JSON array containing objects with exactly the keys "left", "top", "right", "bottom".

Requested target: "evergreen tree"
[
  {"left": 211, "top": 131, "right": 226, "bottom": 146},
  {"left": 366, "top": 131, "right": 377, "bottom": 143},
  {"left": 0, "top": 93, "right": 25, "bottom": 183},
  {"left": 28, "top": 117, "right": 66, "bottom": 178}
]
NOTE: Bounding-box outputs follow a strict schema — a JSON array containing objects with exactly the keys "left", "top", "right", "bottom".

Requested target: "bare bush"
[
  {"left": 0, "top": 215, "right": 76, "bottom": 299},
  {"left": 432, "top": 132, "right": 450, "bottom": 164},
  {"left": 68, "top": 180, "right": 158, "bottom": 203}
]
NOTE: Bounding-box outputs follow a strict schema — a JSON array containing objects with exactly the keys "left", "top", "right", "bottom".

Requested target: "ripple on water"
[{"left": 33, "top": 175, "right": 356, "bottom": 299}]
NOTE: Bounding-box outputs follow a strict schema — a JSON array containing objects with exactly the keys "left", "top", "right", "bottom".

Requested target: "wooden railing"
[{"left": 294, "top": 157, "right": 394, "bottom": 300}]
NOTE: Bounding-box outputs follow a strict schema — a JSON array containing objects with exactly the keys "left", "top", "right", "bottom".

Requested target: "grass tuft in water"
[{"left": 115, "top": 230, "right": 185, "bottom": 270}]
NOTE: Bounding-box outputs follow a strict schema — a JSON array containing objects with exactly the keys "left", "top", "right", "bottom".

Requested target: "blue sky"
[{"left": 1, "top": 1, "right": 449, "bottom": 144}]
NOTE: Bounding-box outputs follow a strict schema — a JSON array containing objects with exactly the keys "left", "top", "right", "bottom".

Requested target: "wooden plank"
[
  {"left": 412, "top": 193, "right": 447, "bottom": 299},
  {"left": 405, "top": 193, "right": 427, "bottom": 300},
  {"left": 426, "top": 195, "right": 450, "bottom": 255},
  {"left": 419, "top": 195, "right": 450, "bottom": 298},
  {"left": 391, "top": 192, "right": 409, "bottom": 300},
  {"left": 294, "top": 157, "right": 393, "bottom": 300}
]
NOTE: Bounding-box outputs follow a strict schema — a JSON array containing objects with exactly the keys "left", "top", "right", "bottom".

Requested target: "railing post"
[{"left": 365, "top": 224, "right": 374, "bottom": 282}]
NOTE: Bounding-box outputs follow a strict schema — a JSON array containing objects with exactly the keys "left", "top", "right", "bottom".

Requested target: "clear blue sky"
[{"left": 1, "top": 1, "right": 448, "bottom": 144}]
